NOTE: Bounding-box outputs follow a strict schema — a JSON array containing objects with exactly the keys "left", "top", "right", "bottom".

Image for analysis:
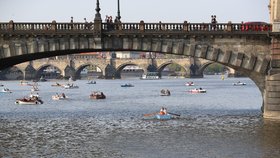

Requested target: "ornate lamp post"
[
  {"left": 94, "top": 0, "right": 101, "bottom": 20},
  {"left": 117, "top": 0, "right": 121, "bottom": 21}
]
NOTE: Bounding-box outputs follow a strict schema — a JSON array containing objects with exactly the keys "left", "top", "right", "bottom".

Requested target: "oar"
[
  {"left": 143, "top": 112, "right": 158, "bottom": 117},
  {"left": 167, "top": 112, "right": 180, "bottom": 117}
]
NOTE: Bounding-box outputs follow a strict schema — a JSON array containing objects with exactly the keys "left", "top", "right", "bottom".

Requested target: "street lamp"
[{"left": 117, "top": 0, "right": 121, "bottom": 21}]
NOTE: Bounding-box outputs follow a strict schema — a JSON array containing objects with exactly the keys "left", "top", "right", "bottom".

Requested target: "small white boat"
[
  {"left": 233, "top": 82, "right": 246, "bottom": 86},
  {"left": 87, "top": 80, "right": 96, "bottom": 84},
  {"left": 160, "top": 89, "right": 171, "bottom": 96},
  {"left": 15, "top": 97, "right": 43, "bottom": 105},
  {"left": 121, "top": 83, "right": 134, "bottom": 87},
  {"left": 1, "top": 88, "right": 12, "bottom": 93},
  {"left": 185, "top": 82, "right": 194, "bottom": 86},
  {"left": 89, "top": 91, "right": 106, "bottom": 99},
  {"left": 188, "top": 88, "right": 206, "bottom": 93},
  {"left": 52, "top": 94, "right": 68, "bottom": 100},
  {"left": 64, "top": 83, "right": 79, "bottom": 89},
  {"left": 15, "top": 99, "right": 43, "bottom": 105}
]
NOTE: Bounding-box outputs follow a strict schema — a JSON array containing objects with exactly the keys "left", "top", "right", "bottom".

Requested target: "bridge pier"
[
  {"left": 190, "top": 64, "right": 203, "bottom": 78},
  {"left": 24, "top": 65, "right": 36, "bottom": 80},
  {"left": 264, "top": 74, "right": 280, "bottom": 120},
  {"left": 263, "top": 35, "right": 280, "bottom": 119},
  {"left": 105, "top": 64, "right": 118, "bottom": 79},
  {"left": 63, "top": 65, "right": 76, "bottom": 80}
]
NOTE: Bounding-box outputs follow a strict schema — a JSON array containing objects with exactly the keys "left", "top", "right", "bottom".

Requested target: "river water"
[{"left": 0, "top": 75, "right": 280, "bottom": 158}]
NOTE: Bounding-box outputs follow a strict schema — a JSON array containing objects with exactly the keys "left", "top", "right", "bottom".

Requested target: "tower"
[{"left": 269, "top": 0, "right": 280, "bottom": 31}]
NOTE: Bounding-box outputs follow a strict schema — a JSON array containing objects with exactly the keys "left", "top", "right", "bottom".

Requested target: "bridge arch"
[
  {"left": 36, "top": 64, "right": 63, "bottom": 79},
  {"left": 75, "top": 63, "right": 104, "bottom": 79},
  {"left": 0, "top": 66, "right": 24, "bottom": 80},
  {"left": 116, "top": 62, "right": 146, "bottom": 78},
  {"left": 197, "top": 61, "right": 216, "bottom": 75},
  {"left": 157, "top": 60, "right": 189, "bottom": 77}
]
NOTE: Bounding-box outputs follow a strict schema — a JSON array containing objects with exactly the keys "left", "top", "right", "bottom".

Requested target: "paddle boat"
[
  {"left": 144, "top": 112, "right": 180, "bottom": 120},
  {"left": 52, "top": 93, "right": 68, "bottom": 100},
  {"left": 15, "top": 95, "right": 43, "bottom": 105},
  {"left": 121, "top": 83, "right": 134, "bottom": 87},
  {"left": 87, "top": 80, "right": 96, "bottom": 84},
  {"left": 15, "top": 98, "right": 43, "bottom": 105},
  {"left": 1, "top": 88, "right": 12, "bottom": 93},
  {"left": 144, "top": 107, "right": 180, "bottom": 120},
  {"left": 155, "top": 114, "right": 172, "bottom": 120},
  {"left": 89, "top": 91, "right": 106, "bottom": 99},
  {"left": 160, "top": 89, "right": 171, "bottom": 96},
  {"left": 188, "top": 88, "right": 206, "bottom": 93},
  {"left": 51, "top": 82, "right": 63, "bottom": 87},
  {"left": 185, "top": 82, "right": 194, "bottom": 86},
  {"left": 64, "top": 83, "right": 79, "bottom": 89},
  {"left": 233, "top": 81, "right": 246, "bottom": 86}
]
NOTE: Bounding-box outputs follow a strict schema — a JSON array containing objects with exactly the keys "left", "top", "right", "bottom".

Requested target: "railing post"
[
  {"left": 51, "top": 20, "right": 57, "bottom": 31},
  {"left": 94, "top": 19, "right": 102, "bottom": 36},
  {"left": 116, "top": 21, "right": 122, "bottom": 30},
  {"left": 227, "top": 21, "right": 232, "bottom": 32},
  {"left": 140, "top": 20, "right": 145, "bottom": 31},
  {"left": 8, "top": 20, "right": 14, "bottom": 31},
  {"left": 183, "top": 21, "right": 188, "bottom": 31}
]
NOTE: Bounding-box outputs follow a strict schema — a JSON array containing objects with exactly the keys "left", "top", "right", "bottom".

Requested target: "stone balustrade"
[{"left": 0, "top": 21, "right": 272, "bottom": 33}]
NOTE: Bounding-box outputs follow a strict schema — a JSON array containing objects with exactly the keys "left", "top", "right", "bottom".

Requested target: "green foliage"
[
  {"left": 167, "top": 63, "right": 184, "bottom": 72},
  {"left": 204, "top": 63, "right": 225, "bottom": 74}
]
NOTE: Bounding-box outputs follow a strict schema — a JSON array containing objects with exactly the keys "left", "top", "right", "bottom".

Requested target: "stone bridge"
[
  {"left": 1, "top": 0, "right": 280, "bottom": 119},
  {"left": 11, "top": 57, "right": 212, "bottom": 79}
]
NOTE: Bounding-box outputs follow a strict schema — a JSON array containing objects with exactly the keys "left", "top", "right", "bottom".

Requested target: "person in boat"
[
  {"left": 163, "top": 108, "right": 167, "bottom": 115},
  {"left": 166, "top": 89, "right": 170, "bottom": 95},
  {"left": 100, "top": 92, "right": 105, "bottom": 98},
  {"left": 23, "top": 97, "right": 28, "bottom": 102},
  {"left": 31, "top": 95, "right": 38, "bottom": 101},
  {"left": 159, "top": 107, "right": 167, "bottom": 115},
  {"left": 61, "top": 93, "right": 66, "bottom": 98},
  {"left": 159, "top": 107, "right": 165, "bottom": 115},
  {"left": 199, "top": 87, "right": 202, "bottom": 90}
]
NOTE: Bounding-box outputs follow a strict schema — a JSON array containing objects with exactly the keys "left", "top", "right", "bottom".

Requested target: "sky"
[{"left": 0, "top": 0, "right": 270, "bottom": 23}]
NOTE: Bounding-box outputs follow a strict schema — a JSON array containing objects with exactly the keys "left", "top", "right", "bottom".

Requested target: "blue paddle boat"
[{"left": 155, "top": 114, "right": 172, "bottom": 120}]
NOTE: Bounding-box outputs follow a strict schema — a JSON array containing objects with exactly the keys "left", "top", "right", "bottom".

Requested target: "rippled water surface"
[{"left": 0, "top": 76, "right": 280, "bottom": 158}]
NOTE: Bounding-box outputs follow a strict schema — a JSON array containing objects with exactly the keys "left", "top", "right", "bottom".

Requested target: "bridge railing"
[
  {"left": 0, "top": 21, "right": 94, "bottom": 31},
  {"left": 102, "top": 22, "right": 272, "bottom": 32},
  {"left": 0, "top": 21, "right": 272, "bottom": 33}
]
